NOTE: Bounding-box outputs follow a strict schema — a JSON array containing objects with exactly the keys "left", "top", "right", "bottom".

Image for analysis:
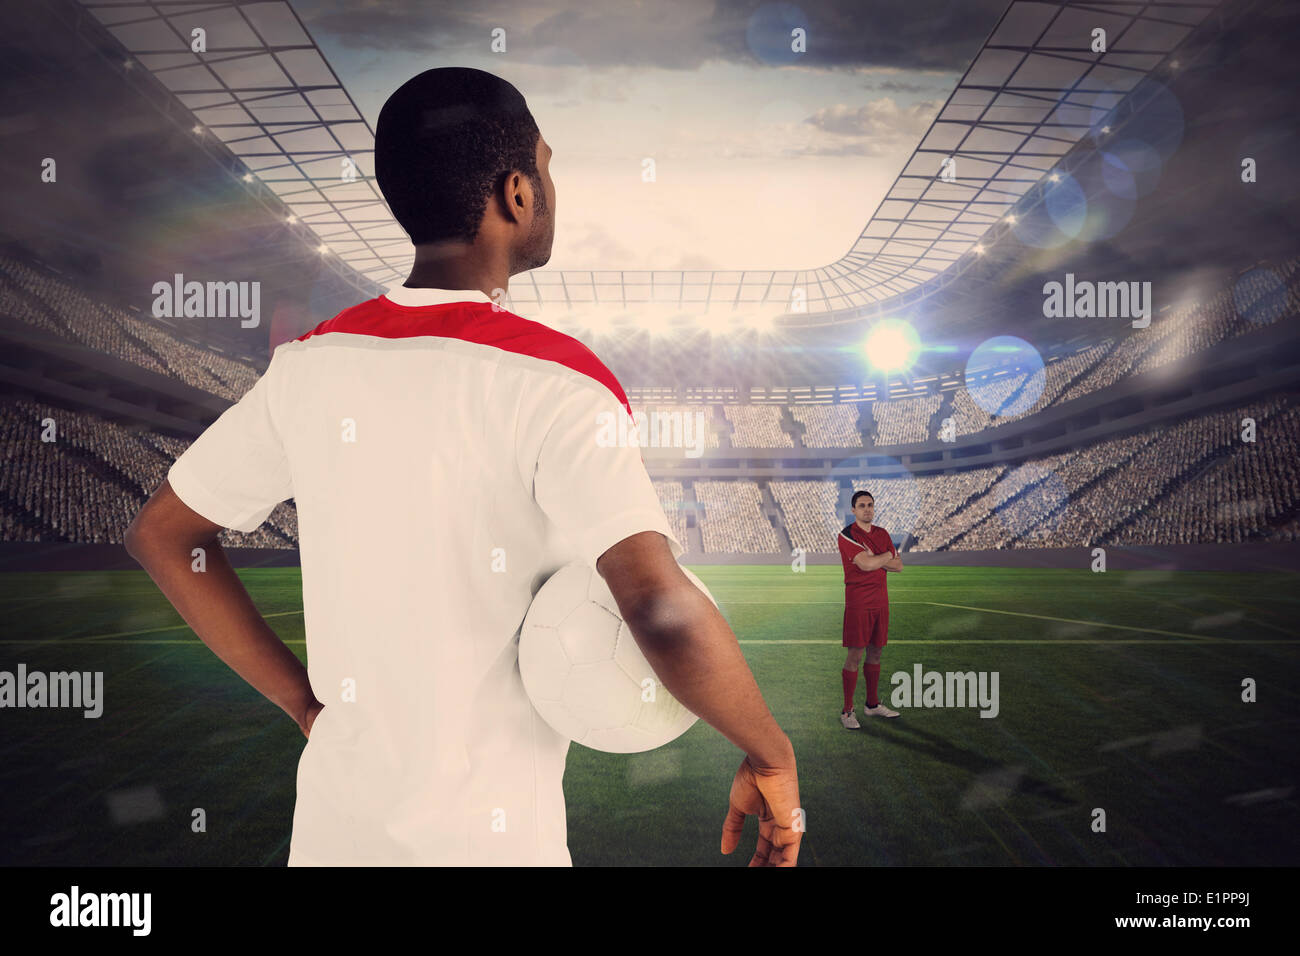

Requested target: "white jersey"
[{"left": 167, "top": 282, "right": 683, "bottom": 865}]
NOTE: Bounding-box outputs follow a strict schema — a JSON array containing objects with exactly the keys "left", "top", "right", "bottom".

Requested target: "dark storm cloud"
[
  {"left": 294, "top": 0, "right": 1006, "bottom": 72},
  {"left": 725, "top": 0, "right": 1011, "bottom": 72}
]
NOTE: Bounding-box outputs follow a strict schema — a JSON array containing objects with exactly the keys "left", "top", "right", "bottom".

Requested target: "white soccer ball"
[{"left": 519, "top": 560, "right": 715, "bottom": 753}]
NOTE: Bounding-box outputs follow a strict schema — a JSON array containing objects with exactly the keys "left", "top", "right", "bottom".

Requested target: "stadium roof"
[{"left": 76, "top": 0, "right": 1220, "bottom": 324}]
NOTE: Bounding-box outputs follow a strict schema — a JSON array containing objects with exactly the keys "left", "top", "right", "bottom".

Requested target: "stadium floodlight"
[{"left": 862, "top": 319, "right": 921, "bottom": 373}]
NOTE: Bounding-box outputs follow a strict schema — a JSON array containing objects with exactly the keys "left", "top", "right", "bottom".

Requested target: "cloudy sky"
[{"left": 288, "top": 0, "right": 1007, "bottom": 272}]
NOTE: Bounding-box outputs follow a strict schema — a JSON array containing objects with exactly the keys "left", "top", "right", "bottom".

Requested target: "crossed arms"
[{"left": 851, "top": 544, "right": 903, "bottom": 573}]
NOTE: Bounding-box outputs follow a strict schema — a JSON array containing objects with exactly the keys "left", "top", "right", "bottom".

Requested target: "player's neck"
[
  {"left": 403, "top": 246, "right": 508, "bottom": 301},
  {"left": 856, "top": 519, "right": 873, "bottom": 533}
]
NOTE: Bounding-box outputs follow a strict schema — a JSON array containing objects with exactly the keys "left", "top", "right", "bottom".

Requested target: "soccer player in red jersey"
[{"left": 836, "top": 490, "right": 903, "bottom": 727}]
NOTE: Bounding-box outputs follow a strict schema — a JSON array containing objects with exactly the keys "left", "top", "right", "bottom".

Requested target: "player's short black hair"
[
  {"left": 851, "top": 490, "right": 874, "bottom": 507},
  {"left": 375, "top": 67, "right": 542, "bottom": 246}
]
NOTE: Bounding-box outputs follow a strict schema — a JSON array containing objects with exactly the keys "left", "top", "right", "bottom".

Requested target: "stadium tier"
[
  {"left": 3, "top": 247, "right": 1298, "bottom": 556},
  {"left": 3, "top": 383, "right": 1296, "bottom": 553},
  {"left": 5, "top": 249, "right": 1298, "bottom": 447},
  {"left": 0, "top": 252, "right": 262, "bottom": 401}
]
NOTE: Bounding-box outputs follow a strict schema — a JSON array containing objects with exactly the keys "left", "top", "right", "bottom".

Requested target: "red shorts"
[{"left": 843, "top": 606, "right": 889, "bottom": 648}]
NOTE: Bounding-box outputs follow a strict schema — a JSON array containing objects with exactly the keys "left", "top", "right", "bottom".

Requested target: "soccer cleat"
[
  {"left": 839, "top": 709, "right": 861, "bottom": 729},
  {"left": 862, "top": 703, "right": 900, "bottom": 718}
]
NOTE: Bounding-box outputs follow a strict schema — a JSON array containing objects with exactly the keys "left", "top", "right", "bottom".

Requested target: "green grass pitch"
[{"left": 0, "top": 564, "right": 1296, "bottom": 866}]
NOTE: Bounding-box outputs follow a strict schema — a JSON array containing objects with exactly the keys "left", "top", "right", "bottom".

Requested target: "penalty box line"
[
  {"left": 918, "top": 600, "right": 1223, "bottom": 642},
  {"left": 12, "top": 609, "right": 306, "bottom": 644},
  {"left": 723, "top": 599, "right": 1271, "bottom": 643}
]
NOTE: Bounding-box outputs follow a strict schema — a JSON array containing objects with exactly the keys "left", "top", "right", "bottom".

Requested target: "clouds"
[
  {"left": 293, "top": 0, "right": 1002, "bottom": 73},
  {"left": 729, "top": 0, "right": 1009, "bottom": 72},
  {"left": 805, "top": 97, "right": 943, "bottom": 144},
  {"left": 281, "top": 0, "right": 1002, "bottom": 269},
  {"left": 872, "top": 78, "right": 949, "bottom": 94},
  {"left": 301, "top": 0, "right": 454, "bottom": 53}
]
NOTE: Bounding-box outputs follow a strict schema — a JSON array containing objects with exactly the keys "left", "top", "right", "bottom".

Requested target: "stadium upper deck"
[{"left": 66, "top": 0, "right": 1225, "bottom": 323}]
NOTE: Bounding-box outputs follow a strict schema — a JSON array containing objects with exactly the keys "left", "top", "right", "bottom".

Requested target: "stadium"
[{"left": 1, "top": 0, "right": 1297, "bottom": 880}]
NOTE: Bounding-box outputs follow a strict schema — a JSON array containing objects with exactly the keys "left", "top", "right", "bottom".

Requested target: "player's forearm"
[
  {"left": 623, "top": 586, "right": 794, "bottom": 768},
  {"left": 126, "top": 535, "right": 318, "bottom": 731},
  {"left": 856, "top": 552, "right": 892, "bottom": 571},
  {"left": 884, "top": 555, "right": 903, "bottom": 571}
]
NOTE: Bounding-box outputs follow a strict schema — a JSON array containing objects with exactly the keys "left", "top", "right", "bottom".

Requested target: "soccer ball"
[{"left": 519, "top": 560, "right": 716, "bottom": 753}]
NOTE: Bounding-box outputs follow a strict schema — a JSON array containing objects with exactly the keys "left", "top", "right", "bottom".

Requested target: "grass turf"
[{"left": 0, "top": 565, "right": 1295, "bottom": 866}]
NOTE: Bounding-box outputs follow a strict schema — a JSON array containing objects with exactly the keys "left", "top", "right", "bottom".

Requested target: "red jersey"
[{"left": 837, "top": 522, "right": 896, "bottom": 610}]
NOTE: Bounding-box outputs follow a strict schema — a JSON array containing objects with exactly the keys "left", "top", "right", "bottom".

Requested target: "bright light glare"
[{"left": 863, "top": 320, "right": 920, "bottom": 372}]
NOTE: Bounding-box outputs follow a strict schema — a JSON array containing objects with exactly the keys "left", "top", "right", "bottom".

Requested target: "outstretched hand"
[{"left": 721, "top": 753, "right": 803, "bottom": 866}]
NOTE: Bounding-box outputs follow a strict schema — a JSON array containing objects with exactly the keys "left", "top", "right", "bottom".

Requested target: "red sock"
[
  {"left": 864, "top": 663, "right": 881, "bottom": 708},
  {"left": 841, "top": 668, "right": 858, "bottom": 712}
]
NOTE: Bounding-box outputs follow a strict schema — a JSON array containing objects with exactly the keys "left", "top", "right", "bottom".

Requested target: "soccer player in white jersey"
[{"left": 126, "top": 68, "right": 801, "bottom": 866}]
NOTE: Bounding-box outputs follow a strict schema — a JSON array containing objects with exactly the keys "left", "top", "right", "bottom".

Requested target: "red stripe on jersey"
[{"left": 294, "top": 297, "right": 633, "bottom": 418}]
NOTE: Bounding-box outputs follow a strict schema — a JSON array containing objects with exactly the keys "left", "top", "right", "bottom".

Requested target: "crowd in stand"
[
  {"left": 0, "top": 396, "right": 296, "bottom": 549},
  {"left": 638, "top": 405, "right": 722, "bottom": 448},
  {"left": 906, "top": 467, "right": 1006, "bottom": 551},
  {"left": 871, "top": 393, "right": 942, "bottom": 446},
  {"left": 949, "top": 372, "right": 1030, "bottom": 435},
  {"left": 970, "top": 343, "right": 1110, "bottom": 431},
  {"left": 1115, "top": 399, "right": 1299, "bottom": 545},
  {"left": 651, "top": 480, "right": 691, "bottom": 550},
  {"left": 789, "top": 405, "right": 863, "bottom": 448},
  {"left": 770, "top": 480, "right": 843, "bottom": 553},
  {"left": 0, "top": 281, "right": 65, "bottom": 337},
  {"left": 1135, "top": 288, "right": 1243, "bottom": 373},
  {"left": 6, "top": 249, "right": 1294, "bottom": 456},
  {"left": 3, "top": 389, "right": 1295, "bottom": 553},
  {"left": 1, "top": 253, "right": 259, "bottom": 401},
  {"left": 722, "top": 405, "right": 792, "bottom": 448},
  {"left": 693, "top": 480, "right": 782, "bottom": 553},
  {"left": 1019, "top": 432, "right": 1156, "bottom": 548},
  {"left": 936, "top": 451, "right": 1079, "bottom": 550},
  {"left": 3, "top": 252, "right": 1297, "bottom": 555}
]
